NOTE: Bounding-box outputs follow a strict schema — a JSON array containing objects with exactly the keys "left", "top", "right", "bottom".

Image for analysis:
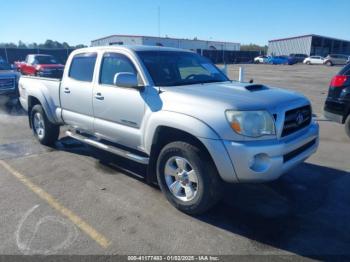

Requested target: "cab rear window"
[{"left": 69, "top": 53, "right": 97, "bottom": 82}]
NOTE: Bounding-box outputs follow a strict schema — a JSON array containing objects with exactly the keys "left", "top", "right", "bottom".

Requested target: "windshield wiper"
[
  {"left": 159, "top": 79, "right": 225, "bottom": 87},
  {"left": 199, "top": 80, "right": 225, "bottom": 84}
]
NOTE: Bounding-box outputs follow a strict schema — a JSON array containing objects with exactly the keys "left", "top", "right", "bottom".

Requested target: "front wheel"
[
  {"left": 156, "top": 141, "right": 222, "bottom": 215},
  {"left": 30, "top": 104, "right": 60, "bottom": 146},
  {"left": 325, "top": 61, "right": 333, "bottom": 66}
]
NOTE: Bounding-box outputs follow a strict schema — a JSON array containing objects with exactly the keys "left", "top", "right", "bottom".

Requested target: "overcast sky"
[{"left": 1, "top": 0, "right": 349, "bottom": 46}]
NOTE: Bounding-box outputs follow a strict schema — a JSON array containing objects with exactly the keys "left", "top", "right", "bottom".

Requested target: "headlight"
[{"left": 225, "top": 110, "right": 276, "bottom": 137}]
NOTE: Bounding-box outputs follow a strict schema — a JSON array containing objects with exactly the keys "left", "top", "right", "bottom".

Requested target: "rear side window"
[
  {"left": 99, "top": 53, "right": 136, "bottom": 85},
  {"left": 69, "top": 53, "right": 97, "bottom": 82}
]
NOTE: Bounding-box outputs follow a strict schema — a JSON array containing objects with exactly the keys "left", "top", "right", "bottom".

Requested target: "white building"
[{"left": 91, "top": 35, "right": 240, "bottom": 52}]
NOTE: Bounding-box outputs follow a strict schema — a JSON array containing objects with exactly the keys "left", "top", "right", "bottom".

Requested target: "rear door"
[
  {"left": 92, "top": 51, "right": 146, "bottom": 149},
  {"left": 315, "top": 56, "right": 324, "bottom": 64},
  {"left": 60, "top": 52, "right": 97, "bottom": 132},
  {"left": 23, "top": 55, "right": 35, "bottom": 75}
]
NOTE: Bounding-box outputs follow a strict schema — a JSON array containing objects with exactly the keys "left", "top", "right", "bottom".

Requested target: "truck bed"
[{"left": 19, "top": 75, "right": 62, "bottom": 122}]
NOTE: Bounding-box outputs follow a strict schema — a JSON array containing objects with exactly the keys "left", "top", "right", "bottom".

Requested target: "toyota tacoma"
[{"left": 19, "top": 46, "right": 319, "bottom": 214}]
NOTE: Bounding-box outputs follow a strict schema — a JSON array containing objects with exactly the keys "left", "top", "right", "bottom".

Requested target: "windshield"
[
  {"left": 0, "top": 62, "right": 12, "bottom": 70},
  {"left": 136, "top": 51, "right": 229, "bottom": 86},
  {"left": 35, "top": 55, "right": 58, "bottom": 64}
]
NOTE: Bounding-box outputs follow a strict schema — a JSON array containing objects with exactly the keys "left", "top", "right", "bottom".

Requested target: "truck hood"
[
  {"left": 158, "top": 81, "right": 309, "bottom": 140},
  {"left": 160, "top": 81, "right": 307, "bottom": 112}
]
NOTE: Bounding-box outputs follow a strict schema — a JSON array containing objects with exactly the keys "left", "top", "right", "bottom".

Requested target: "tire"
[
  {"left": 326, "top": 61, "right": 333, "bottom": 66},
  {"left": 30, "top": 104, "right": 59, "bottom": 146},
  {"left": 156, "top": 141, "right": 223, "bottom": 215},
  {"left": 306, "top": 61, "right": 311, "bottom": 65},
  {"left": 345, "top": 115, "right": 350, "bottom": 139}
]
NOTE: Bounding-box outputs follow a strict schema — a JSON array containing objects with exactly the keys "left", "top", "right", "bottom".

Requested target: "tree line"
[
  {"left": 0, "top": 40, "right": 87, "bottom": 49},
  {"left": 240, "top": 44, "right": 268, "bottom": 53}
]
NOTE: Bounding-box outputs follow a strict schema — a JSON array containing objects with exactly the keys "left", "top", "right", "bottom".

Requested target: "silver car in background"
[{"left": 324, "top": 54, "right": 349, "bottom": 66}]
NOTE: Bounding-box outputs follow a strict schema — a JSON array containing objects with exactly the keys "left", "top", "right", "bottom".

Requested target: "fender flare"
[
  {"left": 27, "top": 89, "right": 60, "bottom": 125},
  {"left": 143, "top": 110, "right": 221, "bottom": 154},
  {"left": 143, "top": 110, "right": 238, "bottom": 183}
]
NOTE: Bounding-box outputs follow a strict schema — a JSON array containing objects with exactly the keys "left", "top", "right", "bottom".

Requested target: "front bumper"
[
  {"left": 223, "top": 122, "right": 319, "bottom": 182},
  {"left": 0, "top": 88, "right": 17, "bottom": 96},
  {"left": 324, "top": 99, "right": 347, "bottom": 124}
]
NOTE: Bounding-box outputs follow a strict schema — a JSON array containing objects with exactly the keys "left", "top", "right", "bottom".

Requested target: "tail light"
[{"left": 330, "top": 75, "right": 348, "bottom": 88}]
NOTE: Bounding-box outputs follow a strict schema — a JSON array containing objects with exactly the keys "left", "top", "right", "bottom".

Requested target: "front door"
[
  {"left": 60, "top": 52, "right": 97, "bottom": 132},
  {"left": 93, "top": 52, "right": 145, "bottom": 149}
]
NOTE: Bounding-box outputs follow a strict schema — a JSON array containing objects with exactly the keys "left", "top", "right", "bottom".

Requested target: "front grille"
[
  {"left": 283, "top": 139, "right": 316, "bottom": 163},
  {"left": 281, "top": 105, "right": 311, "bottom": 137},
  {"left": 0, "top": 78, "right": 15, "bottom": 90}
]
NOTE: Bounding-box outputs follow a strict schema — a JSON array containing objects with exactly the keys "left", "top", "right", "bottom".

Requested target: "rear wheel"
[
  {"left": 30, "top": 104, "right": 59, "bottom": 146},
  {"left": 156, "top": 141, "right": 222, "bottom": 215},
  {"left": 345, "top": 115, "right": 350, "bottom": 139}
]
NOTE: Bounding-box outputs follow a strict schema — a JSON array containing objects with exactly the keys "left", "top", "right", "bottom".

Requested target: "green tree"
[
  {"left": 240, "top": 43, "right": 268, "bottom": 54},
  {"left": 18, "top": 40, "right": 27, "bottom": 48},
  {"left": 0, "top": 42, "right": 17, "bottom": 48}
]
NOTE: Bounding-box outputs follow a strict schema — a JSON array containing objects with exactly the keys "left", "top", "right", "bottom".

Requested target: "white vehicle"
[
  {"left": 303, "top": 56, "right": 325, "bottom": 65},
  {"left": 254, "top": 55, "right": 268, "bottom": 64}
]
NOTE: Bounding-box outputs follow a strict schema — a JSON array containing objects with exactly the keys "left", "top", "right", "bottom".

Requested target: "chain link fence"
[
  {"left": 0, "top": 48, "right": 260, "bottom": 65},
  {"left": 0, "top": 48, "right": 76, "bottom": 64}
]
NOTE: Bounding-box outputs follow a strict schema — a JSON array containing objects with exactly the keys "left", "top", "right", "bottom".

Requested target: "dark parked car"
[
  {"left": 0, "top": 60, "right": 20, "bottom": 98},
  {"left": 324, "top": 54, "right": 349, "bottom": 66},
  {"left": 324, "top": 63, "right": 350, "bottom": 138},
  {"left": 289, "top": 53, "right": 308, "bottom": 63}
]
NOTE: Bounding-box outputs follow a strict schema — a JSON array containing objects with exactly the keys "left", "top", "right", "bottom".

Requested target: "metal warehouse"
[
  {"left": 91, "top": 34, "right": 240, "bottom": 52},
  {"left": 268, "top": 34, "right": 350, "bottom": 56}
]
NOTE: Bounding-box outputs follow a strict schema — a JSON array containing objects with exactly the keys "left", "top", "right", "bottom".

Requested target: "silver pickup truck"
[{"left": 19, "top": 46, "right": 319, "bottom": 214}]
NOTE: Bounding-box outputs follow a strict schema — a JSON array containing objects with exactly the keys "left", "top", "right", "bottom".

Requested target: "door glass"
[
  {"left": 99, "top": 53, "right": 137, "bottom": 85},
  {"left": 69, "top": 53, "right": 97, "bottom": 82}
]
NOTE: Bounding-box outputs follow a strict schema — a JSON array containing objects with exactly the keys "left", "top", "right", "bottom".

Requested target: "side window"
[
  {"left": 99, "top": 53, "right": 137, "bottom": 85},
  {"left": 69, "top": 53, "right": 97, "bottom": 82},
  {"left": 27, "top": 56, "right": 34, "bottom": 64}
]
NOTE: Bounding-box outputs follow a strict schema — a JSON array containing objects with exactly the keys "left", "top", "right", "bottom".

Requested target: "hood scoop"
[{"left": 244, "top": 84, "right": 269, "bottom": 92}]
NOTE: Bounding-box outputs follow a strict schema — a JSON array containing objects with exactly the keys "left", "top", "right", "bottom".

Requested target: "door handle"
[
  {"left": 95, "top": 92, "right": 104, "bottom": 100},
  {"left": 64, "top": 87, "right": 70, "bottom": 94}
]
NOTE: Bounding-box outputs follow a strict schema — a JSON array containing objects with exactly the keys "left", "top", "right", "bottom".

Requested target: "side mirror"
[{"left": 113, "top": 72, "right": 140, "bottom": 88}]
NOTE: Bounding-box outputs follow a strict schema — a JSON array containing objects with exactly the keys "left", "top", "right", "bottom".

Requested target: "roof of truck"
[{"left": 75, "top": 45, "right": 192, "bottom": 53}]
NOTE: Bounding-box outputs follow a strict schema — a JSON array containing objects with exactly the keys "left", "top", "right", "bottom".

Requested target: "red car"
[{"left": 15, "top": 54, "right": 64, "bottom": 78}]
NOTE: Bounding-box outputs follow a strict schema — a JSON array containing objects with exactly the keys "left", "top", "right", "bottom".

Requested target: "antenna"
[
  {"left": 156, "top": 6, "right": 161, "bottom": 93},
  {"left": 158, "top": 6, "right": 161, "bottom": 38}
]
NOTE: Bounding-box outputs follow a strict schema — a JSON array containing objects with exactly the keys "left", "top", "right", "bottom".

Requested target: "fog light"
[{"left": 249, "top": 153, "right": 270, "bottom": 172}]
